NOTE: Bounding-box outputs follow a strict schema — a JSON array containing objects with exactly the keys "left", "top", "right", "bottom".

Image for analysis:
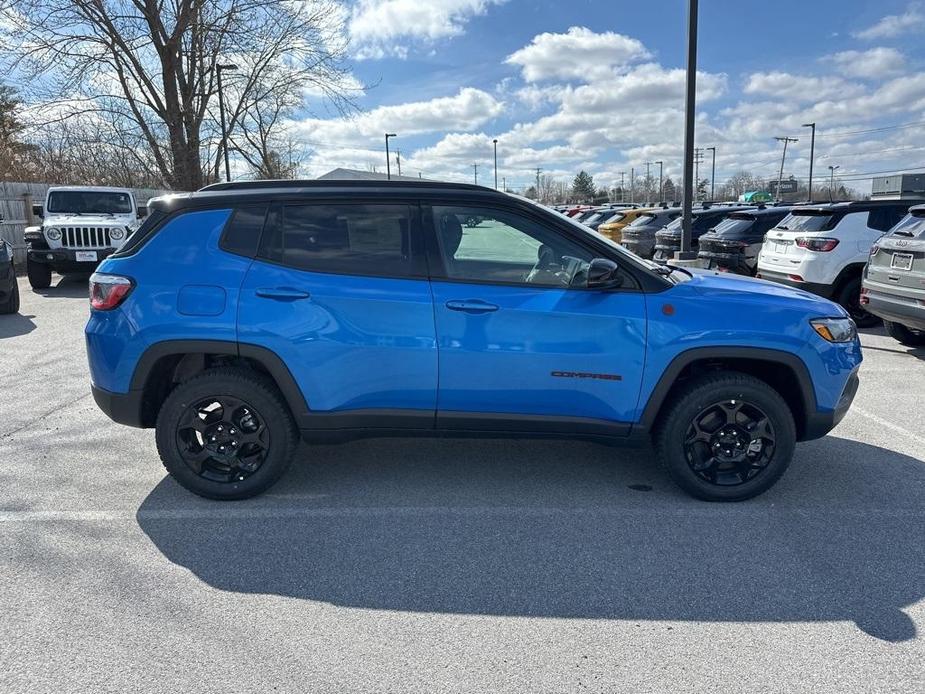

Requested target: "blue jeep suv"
[{"left": 85, "top": 180, "right": 861, "bottom": 501}]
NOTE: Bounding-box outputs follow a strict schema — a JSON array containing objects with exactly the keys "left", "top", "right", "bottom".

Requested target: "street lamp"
[
  {"left": 828, "top": 165, "right": 840, "bottom": 202},
  {"left": 679, "top": 0, "right": 699, "bottom": 259},
  {"left": 492, "top": 139, "right": 498, "bottom": 190},
  {"left": 384, "top": 133, "right": 396, "bottom": 180},
  {"left": 775, "top": 136, "right": 798, "bottom": 202},
  {"left": 655, "top": 161, "right": 664, "bottom": 203},
  {"left": 217, "top": 63, "right": 238, "bottom": 182},
  {"left": 803, "top": 122, "right": 816, "bottom": 202},
  {"left": 706, "top": 147, "right": 716, "bottom": 201}
]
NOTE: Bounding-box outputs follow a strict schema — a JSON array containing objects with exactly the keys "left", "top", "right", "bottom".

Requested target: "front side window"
[
  {"left": 432, "top": 206, "right": 594, "bottom": 288},
  {"left": 260, "top": 203, "right": 419, "bottom": 277}
]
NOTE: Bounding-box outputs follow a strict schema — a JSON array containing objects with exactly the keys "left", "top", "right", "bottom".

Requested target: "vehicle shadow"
[
  {"left": 136, "top": 435, "right": 924, "bottom": 643},
  {"left": 0, "top": 312, "right": 36, "bottom": 338},
  {"left": 858, "top": 324, "right": 925, "bottom": 361},
  {"left": 31, "top": 274, "right": 91, "bottom": 299}
]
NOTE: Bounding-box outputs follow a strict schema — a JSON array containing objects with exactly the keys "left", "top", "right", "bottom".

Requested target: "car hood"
[
  {"left": 45, "top": 214, "right": 130, "bottom": 226},
  {"left": 676, "top": 267, "right": 849, "bottom": 317}
]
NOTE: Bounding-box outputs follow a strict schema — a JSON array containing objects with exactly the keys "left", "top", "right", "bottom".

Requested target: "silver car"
[{"left": 862, "top": 204, "right": 925, "bottom": 346}]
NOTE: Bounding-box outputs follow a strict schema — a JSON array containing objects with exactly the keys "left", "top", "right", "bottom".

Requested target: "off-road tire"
[
  {"left": 0, "top": 266, "right": 19, "bottom": 314},
  {"left": 155, "top": 367, "right": 299, "bottom": 500},
  {"left": 653, "top": 371, "right": 796, "bottom": 502},
  {"left": 884, "top": 320, "right": 925, "bottom": 347},
  {"left": 26, "top": 258, "right": 52, "bottom": 290}
]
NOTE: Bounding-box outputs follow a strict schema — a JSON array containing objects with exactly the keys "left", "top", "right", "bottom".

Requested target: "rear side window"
[
  {"left": 221, "top": 205, "right": 267, "bottom": 258},
  {"left": 867, "top": 206, "right": 906, "bottom": 232},
  {"left": 260, "top": 203, "right": 421, "bottom": 278}
]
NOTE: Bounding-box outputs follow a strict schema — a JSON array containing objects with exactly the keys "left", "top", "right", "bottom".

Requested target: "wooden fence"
[{"left": 0, "top": 182, "right": 172, "bottom": 268}]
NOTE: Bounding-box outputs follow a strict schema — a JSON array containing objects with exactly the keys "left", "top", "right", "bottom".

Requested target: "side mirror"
[
  {"left": 587, "top": 258, "right": 623, "bottom": 289},
  {"left": 32, "top": 204, "right": 44, "bottom": 219},
  {"left": 136, "top": 205, "right": 147, "bottom": 219}
]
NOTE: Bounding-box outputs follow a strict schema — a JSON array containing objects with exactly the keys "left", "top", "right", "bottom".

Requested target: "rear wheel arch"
[
  {"left": 132, "top": 340, "right": 308, "bottom": 427},
  {"left": 640, "top": 347, "right": 816, "bottom": 441}
]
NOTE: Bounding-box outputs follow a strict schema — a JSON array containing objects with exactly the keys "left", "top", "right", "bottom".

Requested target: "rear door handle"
[
  {"left": 255, "top": 287, "right": 311, "bottom": 301},
  {"left": 445, "top": 299, "right": 499, "bottom": 314}
]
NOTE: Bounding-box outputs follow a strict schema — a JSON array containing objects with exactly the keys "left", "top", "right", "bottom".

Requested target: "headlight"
[
  {"left": 811, "top": 317, "right": 857, "bottom": 343},
  {"left": 45, "top": 227, "right": 61, "bottom": 241},
  {"left": 109, "top": 227, "right": 126, "bottom": 241}
]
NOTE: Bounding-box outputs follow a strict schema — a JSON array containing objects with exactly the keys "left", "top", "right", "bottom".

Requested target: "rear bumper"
[
  {"left": 756, "top": 269, "right": 836, "bottom": 299},
  {"left": 802, "top": 369, "right": 860, "bottom": 440},
  {"left": 91, "top": 384, "right": 146, "bottom": 428},
  {"left": 863, "top": 288, "right": 925, "bottom": 330},
  {"left": 621, "top": 237, "right": 656, "bottom": 259},
  {"left": 28, "top": 247, "right": 114, "bottom": 272},
  {"left": 698, "top": 249, "right": 753, "bottom": 275}
]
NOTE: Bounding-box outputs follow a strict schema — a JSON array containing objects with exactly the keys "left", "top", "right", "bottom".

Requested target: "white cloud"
[
  {"left": 744, "top": 71, "right": 865, "bottom": 101},
  {"left": 505, "top": 26, "right": 651, "bottom": 82},
  {"left": 824, "top": 47, "right": 906, "bottom": 78},
  {"left": 294, "top": 87, "right": 503, "bottom": 144},
  {"left": 349, "top": 0, "right": 506, "bottom": 59},
  {"left": 853, "top": 3, "right": 925, "bottom": 40}
]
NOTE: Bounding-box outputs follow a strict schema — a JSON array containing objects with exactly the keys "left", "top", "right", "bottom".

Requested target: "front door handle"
[
  {"left": 255, "top": 287, "right": 311, "bottom": 301},
  {"left": 445, "top": 299, "right": 499, "bottom": 314}
]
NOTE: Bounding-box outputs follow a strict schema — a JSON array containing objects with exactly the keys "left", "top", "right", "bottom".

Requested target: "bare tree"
[{"left": 2, "top": 0, "right": 359, "bottom": 190}]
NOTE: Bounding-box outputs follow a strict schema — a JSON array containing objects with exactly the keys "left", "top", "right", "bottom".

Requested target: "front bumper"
[
  {"left": 28, "top": 247, "right": 114, "bottom": 272},
  {"left": 755, "top": 269, "right": 836, "bottom": 299},
  {"left": 802, "top": 369, "right": 860, "bottom": 440},
  {"left": 863, "top": 284, "right": 925, "bottom": 331}
]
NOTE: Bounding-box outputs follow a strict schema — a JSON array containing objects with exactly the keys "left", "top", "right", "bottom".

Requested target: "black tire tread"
[
  {"left": 155, "top": 367, "right": 299, "bottom": 500},
  {"left": 884, "top": 320, "right": 925, "bottom": 347},
  {"left": 26, "top": 259, "right": 51, "bottom": 290},
  {"left": 0, "top": 268, "right": 19, "bottom": 314}
]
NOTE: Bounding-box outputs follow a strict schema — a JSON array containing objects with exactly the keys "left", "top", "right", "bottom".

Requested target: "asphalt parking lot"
[{"left": 1, "top": 274, "right": 923, "bottom": 693}]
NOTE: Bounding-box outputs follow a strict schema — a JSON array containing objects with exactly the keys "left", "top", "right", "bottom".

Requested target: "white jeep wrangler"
[{"left": 24, "top": 186, "right": 144, "bottom": 289}]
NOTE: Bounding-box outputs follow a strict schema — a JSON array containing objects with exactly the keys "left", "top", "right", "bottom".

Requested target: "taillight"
[
  {"left": 795, "top": 237, "right": 839, "bottom": 252},
  {"left": 869, "top": 244, "right": 880, "bottom": 257},
  {"left": 89, "top": 273, "right": 133, "bottom": 310},
  {"left": 860, "top": 287, "right": 869, "bottom": 305}
]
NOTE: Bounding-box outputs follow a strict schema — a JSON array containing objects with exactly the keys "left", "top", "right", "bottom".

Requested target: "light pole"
[
  {"left": 655, "top": 161, "right": 664, "bottom": 203},
  {"left": 620, "top": 172, "right": 625, "bottom": 203},
  {"left": 828, "top": 165, "right": 840, "bottom": 202},
  {"left": 630, "top": 167, "right": 635, "bottom": 204},
  {"left": 384, "top": 133, "right": 396, "bottom": 180},
  {"left": 775, "top": 136, "right": 798, "bottom": 202},
  {"left": 679, "top": 0, "right": 699, "bottom": 258},
  {"left": 216, "top": 63, "right": 238, "bottom": 182},
  {"left": 492, "top": 139, "right": 498, "bottom": 190},
  {"left": 472, "top": 163, "right": 478, "bottom": 185},
  {"left": 644, "top": 162, "right": 651, "bottom": 202},
  {"left": 803, "top": 122, "right": 816, "bottom": 201},
  {"left": 707, "top": 146, "right": 716, "bottom": 201}
]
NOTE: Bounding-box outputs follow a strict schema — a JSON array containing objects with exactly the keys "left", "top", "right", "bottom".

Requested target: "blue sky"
[{"left": 298, "top": 0, "right": 925, "bottom": 193}]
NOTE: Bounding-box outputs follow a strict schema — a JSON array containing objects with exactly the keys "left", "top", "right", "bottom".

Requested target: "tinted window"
[
  {"left": 867, "top": 206, "right": 906, "bottom": 232},
  {"left": 710, "top": 217, "right": 753, "bottom": 235},
  {"left": 432, "top": 206, "right": 594, "bottom": 287},
  {"left": 628, "top": 213, "right": 657, "bottom": 227},
  {"left": 221, "top": 206, "right": 267, "bottom": 258},
  {"left": 260, "top": 204, "right": 419, "bottom": 277},
  {"left": 47, "top": 190, "right": 132, "bottom": 214},
  {"left": 777, "top": 211, "right": 837, "bottom": 232}
]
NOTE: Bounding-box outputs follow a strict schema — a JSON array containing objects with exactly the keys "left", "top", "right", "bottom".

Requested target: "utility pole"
[
  {"left": 395, "top": 150, "right": 401, "bottom": 177},
  {"left": 472, "top": 163, "right": 478, "bottom": 185},
  {"left": 803, "top": 122, "right": 816, "bottom": 201},
  {"left": 492, "top": 139, "right": 499, "bottom": 190},
  {"left": 384, "top": 133, "right": 396, "bottom": 180},
  {"left": 775, "top": 136, "right": 799, "bottom": 202},
  {"left": 535, "top": 168, "right": 542, "bottom": 201},
  {"left": 679, "top": 0, "right": 699, "bottom": 258},
  {"left": 630, "top": 167, "right": 635, "bottom": 204},
  {"left": 693, "top": 148, "right": 704, "bottom": 201},
  {"left": 217, "top": 63, "right": 238, "bottom": 182},
  {"left": 655, "top": 161, "right": 664, "bottom": 203},
  {"left": 644, "top": 162, "right": 651, "bottom": 202},
  {"left": 620, "top": 172, "right": 625, "bottom": 203},
  {"left": 707, "top": 146, "right": 716, "bottom": 201},
  {"left": 502, "top": 176, "right": 506, "bottom": 191},
  {"left": 828, "top": 165, "right": 840, "bottom": 202}
]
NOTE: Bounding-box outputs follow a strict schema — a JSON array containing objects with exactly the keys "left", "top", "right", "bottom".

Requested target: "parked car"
[
  {"left": 861, "top": 205, "right": 925, "bottom": 346},
  {"left": 652, "top": 206, "right": 753, "bottom": 262},
  {"left": 697, "top": 206, "right": 794, "bottom": 276},
  {"left": 85, "top": 179, "right": 861, "bottom": 503},
  {"left": 24, "top": 186, "right": 145, "bottom": 290},
  {"left": 619, "top": 207, "right": 683, "bottom": 258},
  {"left": 0, "top": 237, "right": 19, "bottom": 314},
  {"left": 756, "top": 200, "right": 920, "bottom": 327},
  {"left": 598, "top": 207, "right": 665, "bottom": 243},
  {"left": 578, "top": 208, "right": 614, "bottom": 230}
]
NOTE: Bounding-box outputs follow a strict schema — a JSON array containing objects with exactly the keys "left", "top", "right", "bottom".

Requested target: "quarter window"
[
  {"left": 260, "top": 204, "right": 419, "bottom": 277},
  {"left": 867, "top": 207, "right": 906, "bottom": 232},
  {"left": 221, "top": 205, "right": 267, "bottom": 258},
  {"left": 432, "top": 206, "right": 594, "bottom": 287}
]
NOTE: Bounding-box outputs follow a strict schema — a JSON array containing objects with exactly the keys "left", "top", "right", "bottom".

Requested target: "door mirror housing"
[
  {"left": 587, "top": 258, "right": 623, "bottom": 289},
  {"left": 136, "top": 205, "right": 147, "bottom": 219}
]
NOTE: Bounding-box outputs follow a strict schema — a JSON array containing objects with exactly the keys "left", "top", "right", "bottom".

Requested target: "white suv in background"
[{"left": 756, "top": 201, "right": 918, "bottom": 326}]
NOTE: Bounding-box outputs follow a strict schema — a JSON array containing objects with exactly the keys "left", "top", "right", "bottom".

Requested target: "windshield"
[
  {"left": 47, "top": 191, "right": 133, "bottom": 214},
  {"left": 775, "top": 211, "right": 836, "bottom": 232},
  {"left": 583, "top": 212, "right": 605, "bottom": 225},
  {"left": 887, "top": 213, "right": 925, "bottom": 239},
  {"left": 602, "top": 213, "right": 625, "bottom": 225}
]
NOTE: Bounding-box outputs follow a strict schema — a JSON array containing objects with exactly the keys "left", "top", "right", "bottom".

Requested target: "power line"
[{"left": 816, "top": 119, "right": 925, "bottom": 140}]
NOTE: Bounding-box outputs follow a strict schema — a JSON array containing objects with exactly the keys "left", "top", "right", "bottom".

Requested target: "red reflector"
[
  {"left": 788, "top": 274, "right": 804, "bottom": 282},
  {"left": 89, "top": 273, "right": 133, "bottom": 310}
]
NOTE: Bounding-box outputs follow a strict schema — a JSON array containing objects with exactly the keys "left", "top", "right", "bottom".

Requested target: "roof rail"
[{"left": 198, "top": 179, "right": 491, "bottom": 192}]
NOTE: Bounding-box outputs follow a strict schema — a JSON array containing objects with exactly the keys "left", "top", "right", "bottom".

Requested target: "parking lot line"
[{"left": 851, "top": 406, "right": 925, "bottom": 447}]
